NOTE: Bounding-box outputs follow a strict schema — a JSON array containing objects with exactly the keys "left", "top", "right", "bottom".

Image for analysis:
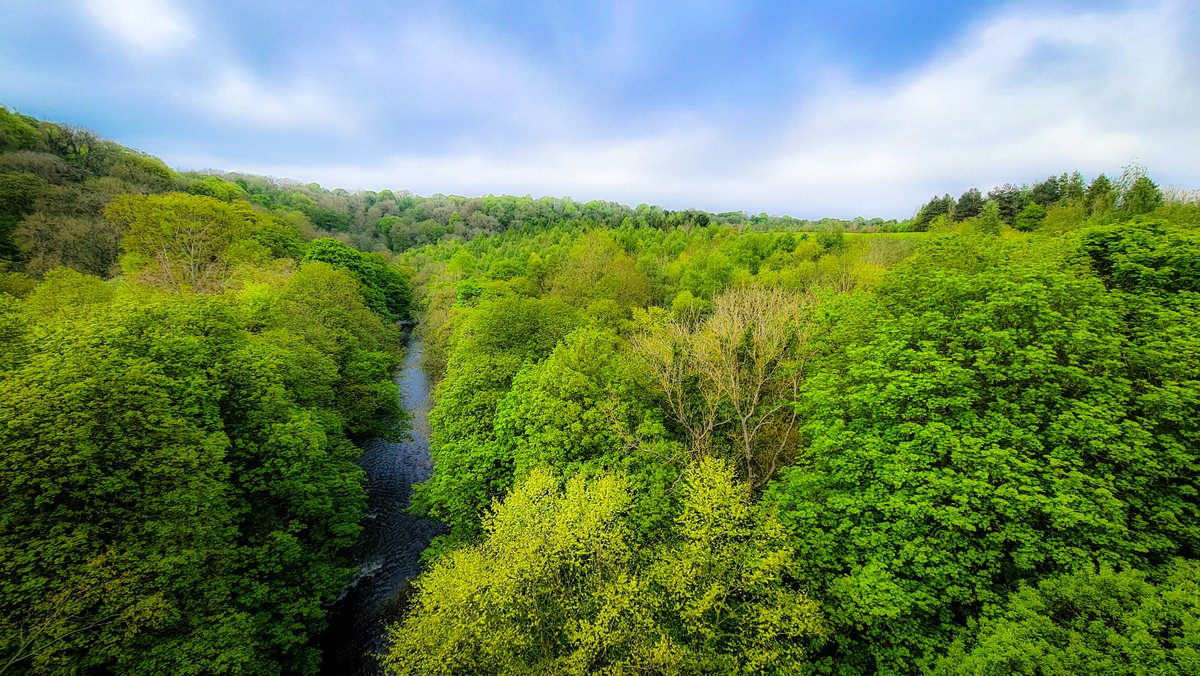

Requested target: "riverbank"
[{"left": 318, "top": 333, "right": 444, "bottom": 675}]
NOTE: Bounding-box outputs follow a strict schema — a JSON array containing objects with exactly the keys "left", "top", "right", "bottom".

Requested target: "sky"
[{"left": 0, "top": 0, "right": 1197, "bottom": 218}]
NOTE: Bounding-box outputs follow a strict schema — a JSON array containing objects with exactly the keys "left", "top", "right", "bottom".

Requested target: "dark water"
[{"left": 319, "top": 334, "right": 444, "bottom": 675}]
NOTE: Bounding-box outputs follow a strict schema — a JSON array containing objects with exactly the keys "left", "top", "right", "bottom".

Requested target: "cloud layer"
[{"left": 2, "top": 0, "right": 1196, "bottom": 217}]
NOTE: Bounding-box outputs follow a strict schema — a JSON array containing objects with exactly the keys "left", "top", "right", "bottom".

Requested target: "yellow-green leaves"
[{"left": 387, "top": 460, "right": 824, "bottom": 675}]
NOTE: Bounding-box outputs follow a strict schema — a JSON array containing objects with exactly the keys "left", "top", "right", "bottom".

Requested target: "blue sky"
[{"left": 1, "top": 0, "right": 1196, "bottom": 218}]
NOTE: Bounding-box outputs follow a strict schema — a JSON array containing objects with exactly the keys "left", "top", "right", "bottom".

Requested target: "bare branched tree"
[{"left": 635, "top": 286, "right": 817, "bottom": 488}]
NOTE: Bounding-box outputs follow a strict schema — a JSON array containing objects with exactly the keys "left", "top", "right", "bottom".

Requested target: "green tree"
[
  {"left": 954, "top": 188, "right": 985, "bottom": 222},
  {"left": 386, "top": 459, "right": 824, "bottom": 675},
  {"left": 1014, "top": 201, "right": 1047, "bottom": 231},
  {"left": 975, "top": 200, "right": 1002, "bottom": 235},
  {"left": 636, "top": 286, "right": 816, "bottom": 488},
  {"left": 987, "top": 183, "right": 1029, "bottom": 225},
  {"left": 936, "top": 561, "right": 1200, "bottom": 675},
  {"left": 410, "top": 295, "right": 580, "bottom": 547},
  {"left": 1120, "top": 175, "right": 1164, "bottom": 219},
  {"left": 303, "top": 238, "right": 413, "bottom": 321},
  {"left": 108, "top": 193, "right": 255, "bottom": 291},
  {"left": 1086, "top": 174, "right": 1116, "bottom": 216},
  {"left": 0, "top": 316, "right": 244, "bottom": 673},
  {"left": 765, "top": 235, "right": 1191, "bottom": 672}
]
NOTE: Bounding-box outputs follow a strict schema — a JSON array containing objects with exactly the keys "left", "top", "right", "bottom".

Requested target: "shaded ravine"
[{"left": 319, "top": 333, "right": 444, "bottom": 675}]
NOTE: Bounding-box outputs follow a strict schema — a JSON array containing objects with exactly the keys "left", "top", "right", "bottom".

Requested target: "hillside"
[{"left": 3, "top": 110, "right": 1200, "bottom": 674}]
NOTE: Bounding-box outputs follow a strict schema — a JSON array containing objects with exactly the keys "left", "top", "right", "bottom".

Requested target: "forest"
[{"left": 3, "top": 105, "right": 1200, "bottom": 675}]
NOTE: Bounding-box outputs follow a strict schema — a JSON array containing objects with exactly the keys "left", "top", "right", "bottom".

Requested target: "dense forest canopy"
[{"left": 3, "top": 107, "right": 1200, "bottom": 675}]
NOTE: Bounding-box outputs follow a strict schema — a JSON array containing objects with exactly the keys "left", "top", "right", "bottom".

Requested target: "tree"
[
  {"left": 386, "top": 459, "right": 825, "bottom": 675},
  {"left": 410, "top": 295, "right": 580, "bottom": 547},
  {"left": 303, "top": 238, "right": 413, "bottom": 321},
  {"left": 954, "top": 188, "right": 985, "bottom": 222},
  {"left": 935, "top": 561, "right": 1200, "bottom": 675},
  {"left": 1014, "top": 201, "right": 1047, "bottom": 231},
  {"left": 913, "top": 194, "right": 954, "bottom": 231},
  {"left": 0, "top": 172, "right": 49, "bottom": 263},
  {"left": 1062, "top": 171, "right": 1086, "bottom": 202},
  {"left": 987, "top": 183, "right": 1029, "bottom": 225},
  {"left": 0, "top": 320, "right": 244, "bottom": 673},
  {"left": 1029, "top": 175, "right": 1062, "bottom": 206},
  {"left": 1120, "top": 175, "right": 1164, "bottom": 219},
  {"left": 108, "top": 193, "right": 254, "bottom": 292},
  {"left": 549, "top": 230, "right": 650, "bottom": 311},
  {"left": 975, "top": 200, "right": 1002, "bottom": 235},
  {"left": 495, "top": 326, "right": 682, "bottom": 538},
  {"left": 765, "top": 234, "right": 1194, "bottom": 672},
  {"left": 15, "top": 212, "right": 123, "bottom": 277},
  {"left": 635, "top": 286, "right": 816, "bottom": 488},
  {"left": 1086, "top": 174, "right": 1116, "bottom": 216}
]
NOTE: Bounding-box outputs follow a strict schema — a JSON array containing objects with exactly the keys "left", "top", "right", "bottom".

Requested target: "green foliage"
[
  {"left": 410, "top": 295, "right": 580, "bottom": 547},
  {"left": 496, "top": 327, "right": 682, "bottom": 539},
  {"left": 104, "top": 150, "right": 176, "bottom": 193},
  {"left": 0, "top": 107, "right": 46, "bottom": 153},
  {"left": 108, "top": 193, "right": 261, "bottom": 291},
  {"left": 765, "top": 233, "right": 1200, "bottom": 672},
  {"left": 912, "top": 194, "right": 954, "bottom": 231},
  {"left": 386, "top": 459, "right": 824, "bottom": 675},
  {"left": 0, "top": 172, "right": 48, "bottom": 261},
  {"left": 954, "top": 188, "right": 985, "bottom": 222},
  {"left": 975, "top": 200, "right": 1003, "bottom": 235},
  {"left": 1014, "top": 201, "right": 1047, "bottom": 231},
  {"left": 1087, "top": 174, "right": 1116, "bottom": 216},
  {"left": 302, "top": 238, "right": 413, "bottom": 321},
  {"left": 1121, "top": 176, "right": 1165, "bottom": 219},
  {"left": 187, "top": 175, "right": 248, "bottom": 202},
  {"left": 936, "top": 561, "right": 1200, "bottom": 675},
  {"left": 0, "top": 249, "right": 403, "bottom": 672}
]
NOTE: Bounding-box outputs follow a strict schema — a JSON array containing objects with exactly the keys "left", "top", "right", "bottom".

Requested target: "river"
[{"left": 319, "top": 333, "right": 444, "bottom": 674}]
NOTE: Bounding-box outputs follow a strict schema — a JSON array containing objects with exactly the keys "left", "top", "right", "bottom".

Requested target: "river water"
[{"left": 319, "top": 334, "right": 444, "bottom": 674}]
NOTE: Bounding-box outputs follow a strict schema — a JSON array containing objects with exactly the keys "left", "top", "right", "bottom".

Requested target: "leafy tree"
[
  {"left": 495, "top": 327, "right": 681, "bottom": 538},
  {"left": 108, "top": 193, "right": 259, "bottom": 291},
  {"left": 0, "top": 310, "right": 244, "bottom": 673},
  {"left": 1, "top": 257, "right": 403, "bottom": 672},
  {"left": 386, "top": 459, "right": 824, "bottom": 675},
  {"left": 15, "top": 212, "right": 124, "bottom": 277},
  {"left": 1086, "top": 174, "right": 1116, "bottom": 216},
  {"left": 549, "top": 230, "right": 650, "bottom": 312},
  {"left": 0, "top": 107, "right": 47, "bottom": 153},
  {"left": 936, "top": 561, "right": 1200, "bottom": 675},
  {"left": 975, "top": 200, "right": 1002, "bottom": 235},
  {"left": 765, "top": 234, "right": 1196, "bottom": 672},
  {"left": 913, "top": 194, "right": 954, "bottom": 232},
  {"left": 1029, "top": 175, "right": 1062, "bottom": 206},
  {"left": 954, "top": 188, "right": 985, "bottom": 222},
  {"left": 0, "top": 172, "right": 48, "bottom": 262},
  {"left": 410, "top": 295, "right": 580, "bottom": 547},
  {"left": 1014, "top": 201, "right": 1047, "bottom": 231},
  {"left": 187, "top": 175, "right": 248, "bottom": 203},
  {"left": 1120, "top": 175, "right": 1164, "bottom": 219},
  {"left": 103, "top": 150, "right": 177, "bottom": 193},
  {"left": 1062, "top": 171, "right": 1086, "bottom": 203},
  {"left": 987, "top": 183, "right": 1029, "bottom": 225},
  {"left": 302, "top": 238, "right": 413, "bottom": 321}
]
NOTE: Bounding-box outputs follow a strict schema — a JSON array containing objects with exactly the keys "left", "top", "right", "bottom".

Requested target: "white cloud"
[
  {"left": 167, "top": 1, "right": 1200, "bottom": 218},
  {"left": 194, "top": 68, "right": 353, "bottom": 131},
  {"left": 753, "top": 0, "right": 1200, "bottom": 215},
  {"left": 82, "top": 0, "right": 193, "bottom": 54}
]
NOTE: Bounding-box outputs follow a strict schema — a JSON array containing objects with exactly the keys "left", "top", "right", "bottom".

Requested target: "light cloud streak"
[
  {"left": 11, "top": 1, "right": 1200, "bottom": 217},
  {"left": 208, "top": 1, "right": 1198, "bottom": 217},
  {"left": 83, "top": 0, "right": 194, "bottom": 54}
]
